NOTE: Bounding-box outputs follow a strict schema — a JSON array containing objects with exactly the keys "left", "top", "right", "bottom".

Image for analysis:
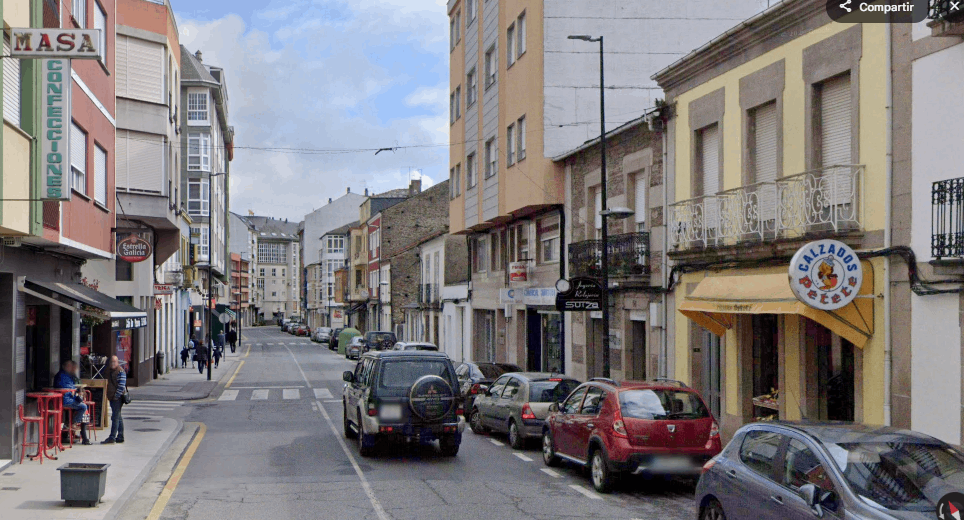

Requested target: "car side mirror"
[
  {"left": 797, "top": 483, "right": 826, "bottom": 516},
  {"left": 342, "top": 371, "right": 354, "bottom": 383},
  {"left": 548, "top": 402, "right": 560, "bottom": 413}
]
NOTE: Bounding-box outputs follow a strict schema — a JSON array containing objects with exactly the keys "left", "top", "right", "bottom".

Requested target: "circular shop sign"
[{"left": 788, "top": 239, "right": 862, "bottom": 311}]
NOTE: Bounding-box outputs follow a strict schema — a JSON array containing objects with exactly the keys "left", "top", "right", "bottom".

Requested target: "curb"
[
  {"left": 102, "top": 418, "right": 184, "bottom": 520},
  {"left": 130, "top": 358, "right": 241, "bottom": 402}
]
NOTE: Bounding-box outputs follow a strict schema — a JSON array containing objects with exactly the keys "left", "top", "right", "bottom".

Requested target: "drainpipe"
[
  {"left": 883, "top": 25, "right": 893, "bottom": 426},
  {"left": 558, "top": 205, "right": 566, "bottom": 374},
  {"left": 660, "top": 120, "right": 670, "bottom": 379}
]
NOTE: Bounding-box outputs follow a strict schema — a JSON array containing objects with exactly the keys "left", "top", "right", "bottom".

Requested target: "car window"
[
  {"left": 561, "top": 387, "right": 588, "bottom": 414},
  {"left": 477, "top": 364, "right": 506, "bottom": 379},
  {"left": 469, "top": 365, "right": 485, "bottom": 379},
  {"left": 784, "top": 438, "right": 836, "bottom": 509},
  {"left": 739, "top": 430, "right": 785, "bottom": 482},
  {"left": 378, "top": 359, "right": 454, "bottom": 389},
  {"left": 580, "top": 387, "right": 607, "bottom": 415},
  {"left": 618, "top": 389, "right": 710, "bottom": 420},
  {"left": 501, "top": 378, "right": 522, "bottom": 400},
  {"left": 455, "top": 364, "right": 468, "bottom": 380},
  {"left": 488, "top": 375, "right": 510, "bottom": 398},
  {"left": 363, "top": 359, "right": 377, "bottom": 386},
  {"left": 353, "top": 361, "right": 365, "bottom": 384},
  {"left": 528, "top": 379, "right": 581, "bottom": 403}
]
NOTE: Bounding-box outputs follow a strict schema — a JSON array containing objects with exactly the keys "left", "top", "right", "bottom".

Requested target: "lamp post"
[{"left": 205, "top": 171, "right": 227, "bottom": 381}]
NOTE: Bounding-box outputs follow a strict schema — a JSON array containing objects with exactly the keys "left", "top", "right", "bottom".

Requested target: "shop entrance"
[
  {"left": 701, "top": 330, "right": 722, "bottom": 419},
  {"left": 25, "top": 305, "right": 51, "bottom": 391},
  {"left": 752, "top": 314, "right": 779, "bottom": 420},
  {"left": 806, "top": 319, "right": 855, "bottom": 421}
]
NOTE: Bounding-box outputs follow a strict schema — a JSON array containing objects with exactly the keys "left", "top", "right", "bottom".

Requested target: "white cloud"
[{"left": 404, "top": 87, "right": 446, "bottom": 108}]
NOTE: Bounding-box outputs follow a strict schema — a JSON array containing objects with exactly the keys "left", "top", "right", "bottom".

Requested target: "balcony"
[
  {"left": 568, "top": 232, "right": 651, "bottom": 280},
  {"left": 930, "top": 0, "right": 964, "bottom": 21},
  {"left": 669, "top": 165, "right": 863, "bottom": 253},
  {"left": 932, "top": 177, "right": 964, "bottom": 260},
  {"left": 419, "top": 283, "right": 440, "bottom": 308}
]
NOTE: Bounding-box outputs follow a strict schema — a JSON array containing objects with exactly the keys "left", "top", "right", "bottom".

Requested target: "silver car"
[
  {"left": 469, "top": 372, "right": 580, "bottom": 449},
  {"left": 346, "top": 336, "right": 365, "bottom": 360},
  {"left": 392, "top": 342, "right": 439, "bottom": 351},
  {"left": 696, "top": 422, "right": 964, "bottom": 520}
]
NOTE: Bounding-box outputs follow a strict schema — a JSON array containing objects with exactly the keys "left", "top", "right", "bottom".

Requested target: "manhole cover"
[
  {"left": 133, "top": 428, "right": 161, "bottom": 432},
  {"left": 2, "top": 487, "right": 20, "bottom": 491},
  {"left": 126, "top": 417, "right": 151, "bottom": 420}
]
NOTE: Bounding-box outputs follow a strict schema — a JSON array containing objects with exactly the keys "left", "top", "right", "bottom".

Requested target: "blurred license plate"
[
  {"left": 380, "top": 404, "right": 402, "bottom": 420},
  {"left": 651, "top": 456, "right": 693, "bottom": 471}
]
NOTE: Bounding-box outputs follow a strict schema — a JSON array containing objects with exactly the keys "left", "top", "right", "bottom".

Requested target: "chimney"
[
  {"left": 328, "top": 198, "right": 332, "bottom": 204},
  {"left": 364, "top": 188, "right": 369, "bottom": 196},
  {"left": 409, "top": 178, "right": 422, "bottom": 196},
  {"left": 195, "top": 50, "right": 202, "bottom": 62},
  {"left": 347, "top": 187, "right": 350, "bottom": 193}
]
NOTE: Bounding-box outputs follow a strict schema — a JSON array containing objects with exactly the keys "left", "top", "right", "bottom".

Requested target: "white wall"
[
  {"left": 302, "top": 192, "right": 366, "bottom": 266},
  {"left": 910, "top": 293, "right": 962, "bottom": 444}
]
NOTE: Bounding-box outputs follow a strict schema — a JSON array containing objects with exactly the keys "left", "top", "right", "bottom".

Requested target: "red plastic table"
[{"left": 25, "top": 392, "right": 60, "bottom": 460}]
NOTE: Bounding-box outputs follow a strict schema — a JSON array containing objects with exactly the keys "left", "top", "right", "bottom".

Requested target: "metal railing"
[
  {"left": 670, "top": 165, "right": 863, "bottom": 250},
  {"left": 932, "top": 177, "right": 964, "bottom": 259},
  {"left": 929, "top": 0, "right": 963, "bottom": 20},
  {"left": 568, "top": 232, "right": 651, "bottom": 279},
  {"left": 420, "top": 283, "right": 440, "bottom": 305}
]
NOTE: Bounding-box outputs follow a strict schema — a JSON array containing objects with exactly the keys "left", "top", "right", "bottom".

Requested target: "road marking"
[
  {"left": 267, "top": 343, "right": 275, "bottom": 345},
  {"left": 218, "top": 390, "right": 239, "bottom": 401},
  {"left": 244, "top": 345, "right": 251, "bottom": 358},
  {"left": 540, "top": 468, "right": 561, "bottom": 478},
  {"left": 489, "top": 439, "right": 504, "bottom": 446},
  {"left": 230, "top": 386, "right": 304, "bottom": 389},
  {"left": 314, "top": 388, "right": 334, "bottom": 399},
  {"left": 569, "top": 484, "right": 604, "bottom": 500},
  {"left": 251, "top": 389, "right": 269, "bottom": 400},
  {"left": 128, "top": 400, "right": 185, "bottom": 405},
  {"left": 283, "top": 388, "right": 300, "bottom": 400},
  {"left": 324, "top": 400, "right": 342, "bottom": 403},
  {"left": 225, "top": 360, "right": 244, "bottom": 388},
  {"left": 124, "top": 404, "right": 182, "bottom": 410},
  {"left": 513, "top": 452, "right": 533, "bottom": 462},
  {"left": 145, "top": 423, "right": 206, "bottom": 520},
  {"left": 282, "top": 344, "right": 390, "bottom": 520}
]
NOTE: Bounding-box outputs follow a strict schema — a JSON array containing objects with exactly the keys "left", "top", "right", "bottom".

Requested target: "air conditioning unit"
[{"left": 3, "top": 237, "right": 22, "bottom": 247}]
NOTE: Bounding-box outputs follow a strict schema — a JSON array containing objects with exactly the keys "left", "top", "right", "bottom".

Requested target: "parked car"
[
  {"left": 280, "top": 318, "right": 291, "bottom": 331},
  {"left": 470, "top": 373, "right": 580, "bottom": 449},
  {"left": 312, "top": 327, "right": 333, "bottom": 343},
  {"left": 391, "top": 342, "right": 439, "bottom": 351},
  {"left": 342, "top": 351, "right": 464, "bottom": 457},
  {"left": 455, "top": 362, "right": 523, "bottom": 421},
  {"left": 364, "top": 331, "right": 397, "bottom": 351},
  {"left": 337, "top": 328, "right": 362, "bottom": 356},
  {"left": 330, "top": 327, "right": 345, "bottom": 351},
  {"left": 295, "top": 324, "right": 310, "bottom": 336},
  {"left": 346, "top": 336, "right": 365, "bottom": 360},
  {"left": 695, "top": 422, "right": 964, "bottom": 520},
  {"left": 289, "top": 323, "right": 303, "bottom": 335},
  {"left": 542, "top": 379, "right": 721, "bottom": 493}
]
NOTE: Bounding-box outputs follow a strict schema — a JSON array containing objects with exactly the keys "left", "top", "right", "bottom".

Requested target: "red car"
[{"left": 542, "top": 379, "right": 721, "bottom": 493}]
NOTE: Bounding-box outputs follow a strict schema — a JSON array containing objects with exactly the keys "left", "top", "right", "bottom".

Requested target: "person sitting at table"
[{"left": 53, "top": 359, "right": 91, "bottom": 445}]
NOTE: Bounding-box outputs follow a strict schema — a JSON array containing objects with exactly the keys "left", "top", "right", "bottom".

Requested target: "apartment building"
[
  {"left": 317, "top": 222, "right": 355, "bottom": 328},
  {"left": 246, "top": 217, "right": 301, "bottom": 321},
  {"left": 358, "top": 185, "right": 413, "bottom": 331}
]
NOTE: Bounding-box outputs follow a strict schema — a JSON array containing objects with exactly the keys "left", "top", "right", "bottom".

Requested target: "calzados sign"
[
  {"left": 116, "top": 234, "right": 152, "bottom": 263},
  {"left": 8, "top": 29, "right": 102, "bottom": 59},
  {"left": 788, "top": 239, "right": 862, "bottom": 311}
]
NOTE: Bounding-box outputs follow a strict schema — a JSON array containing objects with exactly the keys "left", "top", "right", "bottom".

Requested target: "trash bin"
[
  {"left": 155, "top": 351, "right": 165, "bottom": 374},
  {"left": 57, "top": 463, "right": 110, "bottom": 507}
]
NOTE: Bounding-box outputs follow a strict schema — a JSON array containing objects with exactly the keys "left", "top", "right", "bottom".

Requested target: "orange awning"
[{"left": 678, "top": 268, "right": 874, "bottom": 348}]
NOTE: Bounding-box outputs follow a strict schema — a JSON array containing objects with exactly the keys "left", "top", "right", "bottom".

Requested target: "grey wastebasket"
[{"left": 57, "top": 463, "right": 110, "bottom": 507}]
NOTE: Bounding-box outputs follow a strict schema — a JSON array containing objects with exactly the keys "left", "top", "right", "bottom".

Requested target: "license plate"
[
  {"left": 379, "top": 404, "right": 402, "bottom": 421},
  {"left": 650, "top": 456, "right": 694, "bottom": 471}
]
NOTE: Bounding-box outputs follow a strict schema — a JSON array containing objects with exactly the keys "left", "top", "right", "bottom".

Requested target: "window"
[
  {"left": 258, "top": 242, "right": 288, "bottom": 264},
  {"left": 818, "top": 73, "right": 853, "bottom": 206},
  {"left": 594, "top": 189, "right": 602, "bottom": 237},
  {"left": 490, "top": 231, "right": 502, "bottom": 271},
  {"left": 516, "top": 116, "right": 526, "bottom": 161},
  {"left": 466, "top": 0, "right": 476, "bottom": 22},
  {"left": 73, "top": 0, "right": 87, "bottom": 27},
  {"left": 633, "top": 172, "right": 646, "bottom": 232},
  {"left": 474, "top": 236, "right": 489, "bottom": 273},
  {"left": 739, "top": 430, "right": 784, "bottom": 481},
  {"left": 450, "top": 86, "right": 461, "bottom": 124},
  {"left": 581, "top": 387, "right": 606, "bottom": 415},
  {"left": 516, "top": 12, "right": 526, "bottom": 58},
  {"left": 187, "top": 133, "right": 211, "bottom": 171},
  {"left": 783, "top": 439, "right": 836, "bottom": 505},
  {"left": 466, "top": 68, "right": 477, "bottom": 106},
  {"left": 191, "top": 226, "right": 209, "bottom": 260},
  {"left": 115, "top": 259, "right": 133, "bottom": 281},
  {"left": 188, "top": 91, "right": 209, "bottom": 124},
  {"left": 750, "top": 101, "right": 778, "bottom": 219},
  {"left": 281, "top": 268, "right": 286, "bottom": 277},
  {"left": 506, "top": 124, "right": 515, "bottom": 166},
  {"left": 506, "top": 24, "right": 515, "bottom": 67},
  {"left": 2, "top": 36, "right": 22, "bottom": 127},
  {"left": 272, "top": 292, "right": 277, "bottom": 297},
  {"left": 260, "top": 268, "right": 265, "bottom": 277},
  {"left": 502, "top": 378, "right": 521, "bottom": 400},
  {"left": 70, "top": 122, "right": 87, "bottom": 195},
  {"left": 187, "top": 178, "right": 209, "bottom": 216},
  {"left": 449, "top": 10, "right": 461, "bottom": 50},
  {"left": 485, "top": 138, "right": 497, "bottom": 178},
  {"left": 94, "top": 145, "right": 107, "bottom": 205},
  {"left": 94, "top": 4, "right": 106, "bottom": 65},
  {"left": 450, "top": 164, "right": 461, "bottom": 198},
  {"left": 697, "top": 123, "right": 720, "bottom": 229},
  {"left": 326, "top": 236, "right": 345, "bottom": 254},
  {"left": 271, "top": 268, "right": 277, "bottom": 277},
  {"left": 509, "top": 222, "right": 529, "bottom": 262},
  {"left": 484, "top": 46, "right": 496, "bottom": 87},
  {"left": 538, "top": 214, "right": 560, "bottom": 263},
  {"left": 561, "top": 387, "right": 588, "bottom": 414},
  {"left": 466, "top": 153, "right": 477, "bottom": 188}
]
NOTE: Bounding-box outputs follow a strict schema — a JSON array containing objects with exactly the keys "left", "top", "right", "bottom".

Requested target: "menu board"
[
  {"left": 116, "top": 330, "right": 132, "bottom": 372},
  {"left": 81, "top": 379, "right": 108, "bottom": 430}
]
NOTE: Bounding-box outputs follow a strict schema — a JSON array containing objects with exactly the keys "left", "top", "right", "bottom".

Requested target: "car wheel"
[
  {"left": 508, "top": 421, "right": 524, "bottom": 450},
  {"left": 542, "top": 431, "right": 560, "bottom": 467},
  {"left": 357, "top": 410, "right": 374, "bottom": 457},
  {"left": 439, "top": 435, "right": 460, "bottom": 457},
  {"left": 700, "top": 499, "right": 726, "bottom": 520},
  {"left": 469, "top": 409, "right": 487, "bottom": 434},
  {"left": 343, "top": 405, "right": 356, "bottom": 439},
  {"left": 590, "top": 449, "right": 615, "bottom": 493}
]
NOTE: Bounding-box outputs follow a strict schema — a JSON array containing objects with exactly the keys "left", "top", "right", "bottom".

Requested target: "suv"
[
  {"left": 342, "top": 351, "right": 464, "bottom": 457},
  {"left": 364, "top": 331, "right": 397, "bottom": 351},
  {"left": 542, "top": 379, "right": 721, "bottom": 493}
]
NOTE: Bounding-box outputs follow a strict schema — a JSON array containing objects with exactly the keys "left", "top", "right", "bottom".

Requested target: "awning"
[
  {"left": 678, "top": 269, "right": 874, "bottom": 348},
  {"left": 19, "top": 278, "right": 148, "bottom": 330}
]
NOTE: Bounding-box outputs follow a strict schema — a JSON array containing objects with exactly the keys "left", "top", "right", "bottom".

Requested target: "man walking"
[
  {"left": 103, "top": 356, "right": 126, "bottom": 444},
  {"left": 196, "top": 338, "right": 208, "bottom": 374},
  {"left": 212, "top": 343, "right": 222, "bottom": 368},
  {"left": 180, "top": 344, "right": 189, "bottom": 368},
  {"left": 189, "top": 334, "right": 198, "bottom": 368},
  {"left": 53, "top": 360, "right": 91, "bottom": 445},
  {"left": 227, "top": 326, "right": 238, "bottom": 353}
]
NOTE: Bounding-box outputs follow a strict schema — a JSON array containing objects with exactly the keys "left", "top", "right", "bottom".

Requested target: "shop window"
[
  {"left": 116, "top": 259, "right": 133, "bottom": 281},
  {"left": 807, "top": 319, "right": 855, "bottom": 422},
  {"left": 752, "top": 314, "right": 779, "bottom": 421}
]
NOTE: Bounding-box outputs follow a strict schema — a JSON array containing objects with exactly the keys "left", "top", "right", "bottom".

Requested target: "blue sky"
[{"left": 175, "top": 0, "right": 450, "bottom": 220}]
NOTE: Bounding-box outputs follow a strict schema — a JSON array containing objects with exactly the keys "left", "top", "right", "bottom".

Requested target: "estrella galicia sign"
[
  {"left": 555, "top": 277, "right": 603, "bottom": 312},
  {"left": 788, "top": 239, "right": 862, "bottom": 311}
]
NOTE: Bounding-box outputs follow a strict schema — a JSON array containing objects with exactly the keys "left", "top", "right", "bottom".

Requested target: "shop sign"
[
  {"left": 8, "top": 28, "right": 102, "bottom": 59},
  {"left": 153, "top": 284, "right": 174, "bottom": 295},
  {"left": 333, "top": 309, "right": 344, "bottom": 319},
  {"left": 789, "top": 239, "right": 862, "bottom": 311},
  {"left": 499, "top": 288, "right": 519, "bottom": 305},
  {"left": 117, "top": 234, "right": 152, "bottom": 262},
  {"left": 111, "top": 316, "right": 147, "bottom": 330},
  {"left": 41, "top": 58, "right": 71, "bottom": 200},
  {"left": 193, "top": 319, "right": 202, "bottom": 327},
  {"left": 154, "top": 298, "right": 162, "bottom": 310},
  {"left": 508, "top": 262, "right": 528, "bottom": 282},
  {"left": 524, "top": 287, "right": 557, "bottom": 306},
  {"left": 555, "top": 277, "right": 603, "bottom": 312}
]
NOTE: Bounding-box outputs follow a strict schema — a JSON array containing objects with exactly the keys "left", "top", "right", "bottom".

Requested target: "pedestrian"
[
  {"left": 216, "top": 329, "right": 226, "bottom": 353},
  {"left": 53, "top": 360, "right": 91, "bottom": 445},
  {"left": 180, "top": 345, "right": 189, "bottom": 368},
  {"left": 190, "top": 334, "right": 198, "bottom": 368},
  {"left": 103, "top": 355, "right": 126, "bottom": 444},
  {"left": 196, "top": 341, "right": 208, "bottom": 374},
  {"left": 213, "top": 344, "right": 222, "bottom": 368},
  {"left": 227, "top": 327, "right": 238, "bottom": 353}
]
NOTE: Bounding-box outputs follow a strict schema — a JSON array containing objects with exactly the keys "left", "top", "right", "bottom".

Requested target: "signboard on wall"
[
  {"left": 8, "top": 28, "right": 103, "bottom": 59},
  {"left": 499, "top": 288, "right": 519, "bottom": 305},
  {"left": 788, "top": 239, "right": 863, "bottom": 311},
  {"left": 153, "top": 284, "right": 174, "bottom": 295},
  {"left": 555, "top": 277, "right": 603, "bottom": 312},
  {"left": 117, "top": 233, "right": 153, "bottom": 262},
  {"left": 41, "top": 58, "right": 71, "bottom": 200},
  {"left": 508, "top": 262, "right": 528, "bottom": 282}
]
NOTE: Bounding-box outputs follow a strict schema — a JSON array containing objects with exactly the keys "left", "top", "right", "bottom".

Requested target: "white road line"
[
  {"left": 218, "top": 390, "right": 239, "bottom": 401},
  {"left": 251, "top": 389, "right": 269, "bottom": 400},
  {"left": 540, "top": 468, "right": 561, "bottom": 478},
  {"left": 283, "top": 388, "right": 300, "bottom": 400},
  {"left": 324, "top": 400, "right": 342, "bottom": 403},
  {"left": 230, "top": 386, "right": 304, "bottom": 389},
  {"left": 124, "top": 405, "right": 182, "bottom": 410},
  {"left": 313, "top": 388, "right": 334, "bottom": 399},
  {"left": 282, "top": 344, "right": 390, "bottom": 520},
  {"left": 513, "top": 452, "right": 533, "bottom": 462},
  {"left": 569, "top": 484, "right": 604, "bottom": 500},
  {"left": 489, "top": 439, "right": 504, "bottom": 446},
  {"left": 128, "top": 400, "right": 184, "bottom": 405}
]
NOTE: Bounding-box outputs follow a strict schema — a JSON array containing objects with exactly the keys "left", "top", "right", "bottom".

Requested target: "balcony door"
[
  {"left": 697, "top": 124, "right": 720, "bottom": 236},
  {"left": 750, "top": 101, "right": 778, "bottom": 230},
  {"left": 818, "top": 73, "right": 853, "bottom": 209}
]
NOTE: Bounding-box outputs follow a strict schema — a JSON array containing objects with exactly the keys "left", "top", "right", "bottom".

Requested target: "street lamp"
[
  {"left": 569, "top": 33, "right": 633, "bottom": 379},
  {"left": 205, "top": 171, "right": 227, "bottom": 381}
]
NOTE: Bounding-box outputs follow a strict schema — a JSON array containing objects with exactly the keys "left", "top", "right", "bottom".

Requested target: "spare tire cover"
[{"left": 409, "top": 375, "right": 455, "bottom": 421}]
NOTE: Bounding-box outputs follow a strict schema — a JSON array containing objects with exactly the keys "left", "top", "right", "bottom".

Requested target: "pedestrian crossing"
[
  {"left": 217, "top": 388, "right": 336, "bottom": 402},
  {"left": 123, "top": 400, "right": 185, "bottom": 414}
]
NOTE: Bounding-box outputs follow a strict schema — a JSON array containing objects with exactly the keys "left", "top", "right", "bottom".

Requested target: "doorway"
[
  {"left": 751, "top": 314, "right": 779, "bottom": 420},
  {"left": 526, "top": 310, "right": 541, "bottom": 370},
  {"left": 630, "top": 320, "right": 646, "bottom": 380},
  {"left": 587, "top": 318, "right": 603, "bottom": 378},
  {"left": 806, "top": 320, "right": 854, "bottom": 421},
  {"left": 25, "top": 305, "right": 51, "bottom": 391},
  {"left": 701, "top": 330, "right": 722, "bottom": 419}
]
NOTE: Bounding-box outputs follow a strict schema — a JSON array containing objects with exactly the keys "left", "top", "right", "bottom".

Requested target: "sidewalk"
[{"left": 128, "top": 352, "right": 240, "bottom": 401}]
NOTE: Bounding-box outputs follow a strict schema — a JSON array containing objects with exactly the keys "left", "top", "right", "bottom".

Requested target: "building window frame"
[
  {"left": 506, "top": 123, "right": 515, "bottom": 166},
  {"left": 485, "top": 138, "right": 497, "bottom": 179},
  {"left": 466, "top": 152, "right": 477, "bottom": 189},
  {"left": 466, "top": 67, "right": 477, "bottom": 106},
  {"left": 72, "top": 0, "right": 87, "bottom": 27},
  {"left": 516, "top": 115, "right": 526, "bottom": 161},
  {"left": 484, "top": 45, "right": 496, "bottom": 89},
  {"left": 187, "top": 177, "right": 209, "bottom": 216},
  {"left": 187, "top": 132, "right": 211, "bottom": 172},
  {"left": 537, "top": 213, "right": 561, "bottom": 264},
  {"left": 506, "top": 23, "right": 516, "bottom": 68},
  {"left": 70, "top": 122, "right": 88, "bottom": 196},
  {"left": 187, "top": 89, "right": 209, "bottom": 125},
  {"left": 516, "top": 12, "right": 526, "bottom": 59},
  {"left": 450, "top": 10, "right": 461, "bottom": 51}
]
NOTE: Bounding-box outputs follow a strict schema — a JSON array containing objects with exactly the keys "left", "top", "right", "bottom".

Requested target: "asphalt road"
[{"left": 154, "top": 327, "right": 698, "bottom": 520}]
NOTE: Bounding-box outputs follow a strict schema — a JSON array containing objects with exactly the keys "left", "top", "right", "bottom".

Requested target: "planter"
[{"left": 57, "top": 463, "right": 110, "bottom": 507}]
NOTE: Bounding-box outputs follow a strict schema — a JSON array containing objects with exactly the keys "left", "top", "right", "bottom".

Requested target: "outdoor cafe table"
[
  {"left": 44, "top": 388, "right": 80, "bottom": 450},
  {"left": 25, "top": 392, "right": 60, "bottom": 461}
]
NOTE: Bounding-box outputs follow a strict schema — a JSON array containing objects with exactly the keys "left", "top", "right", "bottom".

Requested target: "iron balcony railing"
[
  {"left": 670, "top": 165, "right": 863, "bottom": 250},
  {"left": 929, "top": 0, "right": 963, "bottom": 21},
  {"left": 568, "top": 232, "right": 651, "bottom": 279},
  {"left": 419, "top": 283, "right": 440, "bottom": 306},
  {"left": 932, "top": 177, "right": 964, "bottom": 260}
]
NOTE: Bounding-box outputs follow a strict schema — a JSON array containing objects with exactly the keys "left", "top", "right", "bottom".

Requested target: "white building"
[
  {"left": 245, "top": 217, "right": 302, "bottom": 321},
  {"left": 318, "top": 223, "right": 356, "bottom": 328}
]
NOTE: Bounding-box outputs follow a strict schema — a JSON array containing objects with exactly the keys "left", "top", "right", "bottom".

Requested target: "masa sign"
[
  {"left": 116, "top": 234, "right": 153, "bottom": 263},
  {"left": 789, "top": 239, "right": 862, "bottom": 311},
  {"left": 41, "top": 59, "right": 71, "bottom": 200},
  {"left": 8, "top": 29, "right": 102, "bottom": 59}
]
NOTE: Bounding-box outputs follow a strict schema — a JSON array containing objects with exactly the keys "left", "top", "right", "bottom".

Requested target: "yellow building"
[{"left": 653, "top": 0, "right": 890, "bottom": 439}]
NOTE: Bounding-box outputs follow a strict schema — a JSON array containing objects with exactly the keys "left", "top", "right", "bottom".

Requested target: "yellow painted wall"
[
  {"left": 2, "top": 123, "right": 32, "bottom": 235},
  {"left": 5, "top": 0, "right": 32, "bottom": 28},
  {"left": 449, "top": 0, "right": 467, "bottom": 233}
]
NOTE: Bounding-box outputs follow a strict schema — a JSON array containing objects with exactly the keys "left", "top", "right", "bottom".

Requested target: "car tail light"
[
  {"left": 367, "top": 401, "right": 378, "bottom": 416},
  {"left": 612, "top": 409, "right": 628, "bottom": 438},
  {"left": 705, "top": 420, "right": 720, "bottom": 449},
  {"left": 521, "top": 403, "right": 536, "bottom": 420},
  {"left": 456, "top": 404, "right": 464, "bottom": 416},
  {"left": 548, "top": 378, "right": 562, "bottom": 381},
  {"left": 379, "top": 426, "right": 394, "bottom": 433},
  {"left": 469, "top": 383, "right": 481, "bottom": 395}
]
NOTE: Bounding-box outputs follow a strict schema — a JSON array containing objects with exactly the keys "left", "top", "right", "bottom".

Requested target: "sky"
[{"left": 175, "top": 0, "right": 450, "bottom": 222}]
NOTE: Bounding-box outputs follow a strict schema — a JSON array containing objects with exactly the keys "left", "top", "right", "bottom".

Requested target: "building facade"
[
  {"left": 318, "top": 222, "right": 355, "bottom": 328},
  {"left": 246, "top": 217, "right": 300, "bottom": 322}
]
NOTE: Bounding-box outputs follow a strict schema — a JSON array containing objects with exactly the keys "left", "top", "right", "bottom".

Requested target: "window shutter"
[
  {"left": 3, "top": 36, "right": 22, "bottom": 126},
  {"left": 634, "top": 172, "right": 646, "bottom": 226},
  {"left": 753, "top": 102, "right": 778, "bottom": 218},
  {"left": 115, "top": 35, "right": 129, "bottom": 97},
  {"left": 70, "top": 123, "right": 87, "bottom": 173},
  {"left": 127, "top": 38, "right": 164, "bottom": 103},
  {"left": 127, "top": 131, "right": 164, "bottom": 192},
  {"left": 700, "top": 124, "right": 720, "bottom": 229},
  {"left": 594, "top": 190, "right": 602, "bottom": 231},
  {"left": 820, "top": 74, "right": 852, "bottom": 205},
  {"left": 95, "top": 145, "right": 107, "bottom": 204}
]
